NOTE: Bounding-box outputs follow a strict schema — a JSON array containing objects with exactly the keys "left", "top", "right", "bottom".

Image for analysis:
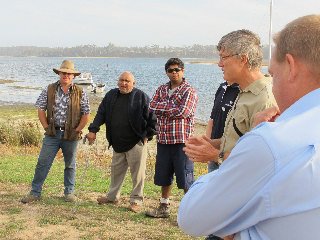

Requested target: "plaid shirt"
[
  {"left": 149, "top": 79, "right": 198, "bottom": 144},
  {"left": 35, "top": 83, "right": 90, "bottom": 127}
]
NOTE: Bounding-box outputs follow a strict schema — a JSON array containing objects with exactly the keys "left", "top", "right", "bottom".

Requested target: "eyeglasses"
[
  {"left": 219, "top": 54, "right": 239, "bottom": 62},
  {"left": 60, "top": 72, "right": 73, "bottom": 75},
  {"left": 167, "top": 68, "right": 182, "bottom": 73}
]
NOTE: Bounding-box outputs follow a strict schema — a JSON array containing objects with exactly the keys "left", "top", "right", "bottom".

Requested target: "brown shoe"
[
  {"left": 21, "top": 194, "right": 41, "bottom": 204},
  {"left": 97, "top": 196, "right": 118, "bottom": 205},
  {"left": 129, "top": 203, "right": 141, "bottom": 213},
  {"left": 64, "top": 193, "right": 77, "bottom": 202},
  {"left": 145, "top": 203, "right": 170, "bottom": 218}
]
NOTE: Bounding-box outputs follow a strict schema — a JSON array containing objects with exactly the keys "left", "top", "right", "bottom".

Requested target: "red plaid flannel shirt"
[{"left": 149, "top": 79, "right": 198, "bottom": 144}]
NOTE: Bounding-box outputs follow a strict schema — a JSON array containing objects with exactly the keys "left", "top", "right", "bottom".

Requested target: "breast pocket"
[{"left": 233, "top": 108, "right": 250, "bottom": 137}]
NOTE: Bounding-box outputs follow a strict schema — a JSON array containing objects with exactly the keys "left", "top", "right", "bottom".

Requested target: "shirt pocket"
[{"left": 233, "top": 108, "right": 250, "bottom": 136}]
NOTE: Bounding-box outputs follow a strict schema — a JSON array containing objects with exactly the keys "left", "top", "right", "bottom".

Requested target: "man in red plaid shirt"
[{"left": 145, "top": 58, "right": 198, "bottom": 218}]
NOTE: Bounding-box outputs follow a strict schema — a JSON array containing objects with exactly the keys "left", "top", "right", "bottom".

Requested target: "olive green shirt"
[{"left": 220, "top": 76, "right": 277, "bottom": 158}]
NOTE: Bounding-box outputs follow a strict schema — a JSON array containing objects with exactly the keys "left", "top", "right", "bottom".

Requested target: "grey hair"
[
  {"left": 119, "top": 71, "right": 135, "bottom": 81},
  {"left": 217, "top": 29, "right": 263, "bottom": 70}
]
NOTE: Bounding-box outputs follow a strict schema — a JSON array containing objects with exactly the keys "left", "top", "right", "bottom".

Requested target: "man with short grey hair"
[
  {"left": 184, "top": 29, "right": 277, "bottom": 165},
  {"left": 178, "top": 15, "right": 320, "bottom": 239}
]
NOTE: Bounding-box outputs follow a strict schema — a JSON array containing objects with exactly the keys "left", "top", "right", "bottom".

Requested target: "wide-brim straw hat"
[{"left": 53, "top": 60, "right": 81, "bottom": 76}]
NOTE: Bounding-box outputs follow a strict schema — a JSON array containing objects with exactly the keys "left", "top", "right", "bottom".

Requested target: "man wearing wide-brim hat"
[{"left": 21, "top": 60, "right": 90, "bottom": 203}]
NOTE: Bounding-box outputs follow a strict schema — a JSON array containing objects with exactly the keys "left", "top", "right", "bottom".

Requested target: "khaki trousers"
[{"left": 107, "top": 141, "right": 147, "bottom": 205}]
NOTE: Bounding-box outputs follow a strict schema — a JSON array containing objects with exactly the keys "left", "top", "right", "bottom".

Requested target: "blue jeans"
[{"left": 30, "top": 130, "right": 79, "bottom": 196}]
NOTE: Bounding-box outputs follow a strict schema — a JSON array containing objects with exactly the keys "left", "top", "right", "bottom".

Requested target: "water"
[{"left": 0, "top": 57, "right": 268, "bottom": 122}]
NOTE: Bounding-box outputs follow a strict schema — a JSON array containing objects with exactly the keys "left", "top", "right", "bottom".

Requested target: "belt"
[{"left": 55, "top": 126, "right": 65, "bottom": 131}]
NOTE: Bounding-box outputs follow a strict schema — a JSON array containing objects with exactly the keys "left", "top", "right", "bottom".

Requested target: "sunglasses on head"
[{"left": 167, "top": 68, "right": 182, "bottom": 73}]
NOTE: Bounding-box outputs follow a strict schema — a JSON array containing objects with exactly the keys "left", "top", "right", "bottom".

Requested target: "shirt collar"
[
  {"left": 241, "top": 76, "right": 272, "bottom": 95},
  {"left": 277, "top": 88, "right": 320, "bottom": 121},
  {"left": 57, "top": 81, "right": 74, "bottom": 90},
  {"left": 166, "top": 78, "right": 186, "bottom": 89}
]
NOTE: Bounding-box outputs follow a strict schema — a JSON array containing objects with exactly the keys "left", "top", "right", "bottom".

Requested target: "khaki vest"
[{"left": 46, "top": 81, "right": 82, "bottom": 141}]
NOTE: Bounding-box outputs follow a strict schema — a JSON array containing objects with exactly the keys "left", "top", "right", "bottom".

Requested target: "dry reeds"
[{"left": 0, "top": 120, "right": 42, "bottom": 146}]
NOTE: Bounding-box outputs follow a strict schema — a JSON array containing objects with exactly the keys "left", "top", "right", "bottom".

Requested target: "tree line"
[{"left": 0, "top": 43, "right": 270, "bottom": 59}]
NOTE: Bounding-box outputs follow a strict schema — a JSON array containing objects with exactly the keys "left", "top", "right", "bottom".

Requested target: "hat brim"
[{"left": 53, "top": 68, "right": 81, "bottom": 76}]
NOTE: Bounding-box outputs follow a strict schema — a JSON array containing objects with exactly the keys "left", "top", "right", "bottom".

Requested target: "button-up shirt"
[
  {"left": 178, "top": 88, "right": 320, "bottom": 239},
  {"left": 220, "top": 76, "right": 277, "bottom": 155},
  {"left": 35, "top": 83, "right": 90, "bottom": 127},
  {"left": 149, "top": 79, "right": 198, "bottom": 144}
]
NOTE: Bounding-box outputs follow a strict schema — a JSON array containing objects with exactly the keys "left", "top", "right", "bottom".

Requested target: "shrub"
[
  {"left": 19, "top": 121, "right": 42, "bottom": 146},
  {"left": 0, "top": 121, "right": 19, "bottom": 145},
  {"left": 0, "top": 120, "right": 42, "bottom": 147}
]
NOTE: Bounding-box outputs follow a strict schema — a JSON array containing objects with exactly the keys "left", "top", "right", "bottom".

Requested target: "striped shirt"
[
  {"left": 35, "top": 83, "right": 90, "bottom": 127},
  {"left": 149, "top": 79, "right": 198, "bottom": 144}
]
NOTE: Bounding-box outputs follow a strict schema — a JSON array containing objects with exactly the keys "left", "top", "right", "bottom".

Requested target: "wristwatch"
[{"left": 217, "top": 152, "right": 224, "bottom": 165}]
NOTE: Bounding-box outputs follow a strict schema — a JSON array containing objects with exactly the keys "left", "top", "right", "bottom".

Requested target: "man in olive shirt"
[{"left": 184, "top": 29, "right": 277, "bottom": 167}]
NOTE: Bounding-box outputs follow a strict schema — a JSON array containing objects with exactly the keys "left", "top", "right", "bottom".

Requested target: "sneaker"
[
  {"left": 64, "top": 193, "right": 77, "bottom": 202},
  {"left": 145, "top": 203, "right": 170, "bottom": 218},
  {"left": 129, "top": 202, "right": 141, "bottom": 213},
  {"left": 21, "top": 194, "right": 40, "bottom": 204},
  {"left": 97, "top": 196, "right": 118, "bottom": 205}
]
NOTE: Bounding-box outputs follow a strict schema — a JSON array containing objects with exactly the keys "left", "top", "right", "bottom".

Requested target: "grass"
[{"left": 0, "top": 104, "right": 208, "bottom": 240}]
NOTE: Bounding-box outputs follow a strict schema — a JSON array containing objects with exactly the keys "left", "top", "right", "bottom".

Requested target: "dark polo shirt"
[{"left": 210, "top": 82, "right": 239, "bottom": 139}]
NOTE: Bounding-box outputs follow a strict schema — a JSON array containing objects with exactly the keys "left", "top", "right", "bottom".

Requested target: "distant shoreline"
[{"left": 188, "top": 60, "right": 269, "bottom": 66}]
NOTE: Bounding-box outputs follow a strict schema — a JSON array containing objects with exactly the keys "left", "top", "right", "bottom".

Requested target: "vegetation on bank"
[
  {"left": 0, "top": 121, "right": 42, "bottom": 146},
  {"left": 0, "top": 104, "right": 207, "bottom": 240},
  {"left": 0, "top": 43, "right": 271, "bottom": 59}
]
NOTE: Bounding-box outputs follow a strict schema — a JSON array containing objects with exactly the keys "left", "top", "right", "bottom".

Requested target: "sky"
[{"left": 1, "top": 0, "right": 319, "bottom": 47}]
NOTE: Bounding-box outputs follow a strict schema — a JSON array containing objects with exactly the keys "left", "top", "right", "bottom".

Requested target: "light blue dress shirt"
[{"left": 178, "top": 88, "right": 320, "bottom": 240}]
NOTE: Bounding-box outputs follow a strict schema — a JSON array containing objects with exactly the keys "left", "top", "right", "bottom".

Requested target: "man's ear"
[
  {"left": 286, "top": 53, "right": 297, "bottom": 83},
  {"left": 239, "top": 54, "right": 248, "bottom": 67}
]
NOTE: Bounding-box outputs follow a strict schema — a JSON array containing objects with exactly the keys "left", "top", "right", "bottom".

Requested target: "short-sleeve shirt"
[
  {"left": 220, "top": 76, "right": 277, "bottom": 155},
  {"left": 210, "top": 82, "right": 239, "bottom": 139}
]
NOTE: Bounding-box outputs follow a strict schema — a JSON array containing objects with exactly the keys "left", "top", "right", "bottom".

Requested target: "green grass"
[
  {"left": 5, "top": 206, "right": 23, "bottom": 215},
  {"left": 0, "top": 146, "right": 206, "bottom": 239},
  {"left": 0, "top": 104, "right": 37, "bottom": 120},
  {"left": 0, "top": 220, "right": 25, "bottom": 238}
]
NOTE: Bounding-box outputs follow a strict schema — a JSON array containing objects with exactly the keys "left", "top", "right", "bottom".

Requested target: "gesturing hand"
[{"left": 183, "top": 135, "right": 220, "bottom": 163}]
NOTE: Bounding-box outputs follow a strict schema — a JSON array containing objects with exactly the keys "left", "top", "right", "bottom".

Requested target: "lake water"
[{"left": 0, "top": 57, "right": 268, "bottom": 122}]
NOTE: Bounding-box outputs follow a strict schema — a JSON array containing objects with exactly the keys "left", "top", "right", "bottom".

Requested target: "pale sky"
[{"left": 1, "top": 0, "right": 319, "bottom": 47}]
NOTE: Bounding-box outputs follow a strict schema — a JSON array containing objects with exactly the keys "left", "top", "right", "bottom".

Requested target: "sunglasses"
[
  {"left": 167, "top": 68, "right": 182, "bottom": 73},
  {"left": 60, "top": 72, "right": 74, "bottom": 75}
]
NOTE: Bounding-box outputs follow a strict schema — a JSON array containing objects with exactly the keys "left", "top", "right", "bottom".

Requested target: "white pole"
[{"left": 268, "top": 0, "right": 273, "bottom": 65}]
